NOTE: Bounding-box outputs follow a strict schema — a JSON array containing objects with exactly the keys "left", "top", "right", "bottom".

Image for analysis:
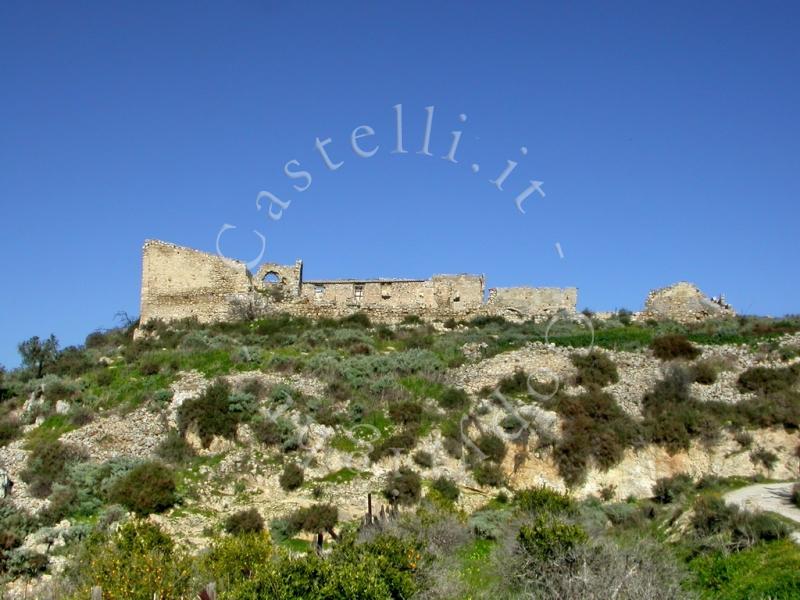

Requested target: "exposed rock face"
[{"left": 643, "top": 282, "right": 735, "bottom": 323}]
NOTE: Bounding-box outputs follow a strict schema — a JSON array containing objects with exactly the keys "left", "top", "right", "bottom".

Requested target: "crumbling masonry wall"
[
  {"left": 138, "top": 239, "right": 577, "bottom": 325},
  {"left": 140, "top": 240, "right": 252, "bottom": 323},
  {"left": 642, "top": 282, "right": 735, "bottom": 323}
]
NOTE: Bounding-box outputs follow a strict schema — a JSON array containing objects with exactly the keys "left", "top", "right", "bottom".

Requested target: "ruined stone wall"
[
  {"left": 486, "top": 287, "right": 578, "bottom": 319},
  {"left": 299, "top": 279, "right": 434, "bottom": 308},
  {"left": 139, "top": 240, "right": 252, "bottom": 324},
  {"left": 432, "top": 275, "right": 485, "bottom": 313},
  {"left": 642, "top": 282, "right": 735, "bottom": 323},
  {"left": 138, "top": 240, "right": 577, "bottom": 327},
  {"left": 255, "top": 261, "right": 303, "bottom": 298}
]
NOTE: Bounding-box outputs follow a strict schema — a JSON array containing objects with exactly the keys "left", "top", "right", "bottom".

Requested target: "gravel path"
[{"left": 724, "top": 482, "right": 800, "bottom": 544}]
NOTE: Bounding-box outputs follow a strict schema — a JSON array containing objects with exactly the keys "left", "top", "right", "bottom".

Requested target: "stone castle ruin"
[
  {"left": 138, "top": 240, "right": 578, "bottom": 325},
  {"left": 138, "top": 240, "right": 734, "bottom": 327}
]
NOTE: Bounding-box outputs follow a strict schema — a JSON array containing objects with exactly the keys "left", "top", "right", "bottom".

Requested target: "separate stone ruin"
[
  {"left": 137, "top": 240, "right": 577, "bottom": 326},
  {"left": 137, "top": 240, "right": 734, "bottom": 329},
  {"left": 642, "top": 281, "right": 735, "bottom": 323}
]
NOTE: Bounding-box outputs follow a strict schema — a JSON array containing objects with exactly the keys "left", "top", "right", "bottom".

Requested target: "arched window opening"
[{"left": 263, "top": 272, "right": 281, "bottom": 285}]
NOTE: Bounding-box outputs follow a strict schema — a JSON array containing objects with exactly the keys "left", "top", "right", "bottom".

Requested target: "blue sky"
[{"left": 1, "top": 1, "right": 798, "bottom": 368}]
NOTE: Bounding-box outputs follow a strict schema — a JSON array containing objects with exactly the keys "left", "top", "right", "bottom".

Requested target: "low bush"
[
  {"left": 369, "top": 428, "right": 419, "bottom": 461},
  {"left": 791, "top": 483, "right": 800, "bottom": 509},
  {"left": 476, "top": 433, "right": 507, "bottom": 463},
  {"left": 68, "top": 406, "right": 94, "bottom": 426},
  {"left": 430, "top": 476, "right": 459, "bottom": 503},
  {"left": 20, "top": 439, "right": 86, "bottom": 498},
  {"left": 177, "top": 379, "right": 241, "bottom": 448},
  {"left": 690, "top": 360, "right": 718, "bottom": 385},
  {"left": 439, "top": 387, "right": 469, "bottom": 410},
  {"left": 498, "top": 369, "right": 529, "bottom": 395},
  {"left": 750, "top": 447, "right": 779, "bottom": 471},
  {"left": 550, "top": 387, "right": 639, "bottom": 486},
  {"left": 384, "top": 467, "right": 421, "bottom": 505},
  {"left": 250, "top": 418, "right": 281, "bottom": 446},
  {"left": 737, "top": 364, "right": 800, "bottom": 395},
  {"left": 107, "top": 461, "right": 177, "bottom": 516},
  {"left": 733, "top": 429, "right": 754, "bottom": 449},
  {"left": 690, "top": 494, "right": 789, "bottom": 550},
  {"left": 279, "top": 463, "right": 304, "bottom": 491},
  {"left": 570, "top": 351, "right": 619, "bottom": 388},
  {"left": 650, "top": 334, "right": 701, "bottom": 361},
  {"left": 517, "top": 516, "right": 588, "bottom": 561},
  {"left": 472, "top": 462, "right": 504, "bottom": 487},
  {"left": 412, "top": 450, "right": 433, "bottom": 468},
  {"left": 642, "top": 367, "right": 726, "bottom": 453},
  {"left": 286, "top": 503, "right": 339, "bottom": 536},
  {"left": 156, "top": 429, "right": 196, "bottom": 465},
  {"left": 515, "top": 486, "right": 575, "bottom": 515},
  {"left": 69, "top": 521, "right": 193, "bottom": 599},
  {"left": 388, "top": 400, "right": 422, "bottom": 425},
  {"left": 401, "top": 315, "right": 424, "bottom": 325},
  {"left": 224, "top": 508, "right": 264, "bottom": 535},
  {"left": 0, "top": 419, "right": 20, "bottom": 447},
  {"left": 652, "top": 473, "right": 693, "bottom": 503}
]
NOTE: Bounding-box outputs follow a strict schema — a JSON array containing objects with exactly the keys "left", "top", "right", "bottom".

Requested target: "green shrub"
[
  {"left": 650, "top": 334, "right": 701, "bottom": 361},
  {"left": 515, "top": 486, "right": 575, "bottom": 515},
  {"left": 500, "top": 414, "right": 524, "bottom": 434},
  {"left": 383, "top": 467, "right": 421, "bottom": 505},
  {"left": 691, "top": 360, "right": 718, "bottom": 385},
  {"left": 369, "top": 428, "right": 419, "bottom": 461},
  {"left": 439, "top": 387, "right": 469, "bottom": 410},
  {"left": 737, "top": 364, "right": 800, "bottom": 395},
  {"left": 642, "top": 367, "right": 726, "bottom": 453},
  {"left": 472, "top": 462, "right": 504, "bottom": 487},
  {"left": 177, "top": 378, "right": 240, "bottom": 448},
  {"left": 498, "top": 369, "right": 529, "bottom": 395},
  {"left": 652, "top": 473, "right": 693, "bottom": 503},
  {"left": 224, "top": 508, "right": 264, "bottom": 535},
  {"left": 388, "top": 400, "right": 422, "bottom": 425},
  {"left": 68, "top": 406, "right": 94, "bottom": 426},
  {"left": 690, "top": 539, "right": 800, "bottom": 599},
  {"left": 750, "top": 447, "right": 779, "bottom": 471},
  {"left": 279, "top": 463, "right": 304, "bottom": 491},
  {"left": 250, "top": 418, "right": 281, "bottom": 446},
  {"left": 286, "top": 503, "right": 339, "bottom": 535},
  {"left": 476, "top": 433, "right": 507, "bottom": 463},
  {"left": 202, "top": 531, "right": 274, "bottom": 591},
  {"left": 442, "top": 437, "right": 462, "bottom": 459},
  {"left": 791, "top": 483, "right": 800, "bottom": 509},
  {"left": 570, "top": 351, "right": 619, "bottom": 388},
  {"left": 340, "top": 312, "right": 372, "bottom": 328},
  {"left": 70, "top": 520, "right": 193, "bottom": 599},
  {"left": 551, "top": 387, "right": 639, "bottom": 486},
  {"left": 137, "top": 354, "right": 162, "bottom": 376},
  {"left": 156, "top": 429, "right": 196, "bottom": 465},
  {"left": 430, "top": 476, "right": 459, "bottom": 503},
  {"left": 401, "top": 315, "right": 424, "bottom": 325},
  {"left": 412, "top": 450, "right": 433, "bottom": 468},
  {"left": 20, "top": 439, "right": 86, "bottom": 498},
  {"left": 733, "top": 430, "right": 754, "bottom": 449},
  {"left": 517, "top": 516, "right": 588, "bottom": 561},
  {"left": 107, "top": 461, "right": 177, "bottom": 516},
  {"left": 690, "top": 494, "right": 788, "bottom": 549},
  {"left": 0, "top": 419, "right": 20, "bottom": 447}
]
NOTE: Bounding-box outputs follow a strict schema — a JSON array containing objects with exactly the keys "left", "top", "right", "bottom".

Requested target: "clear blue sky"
[{"left": 1, "top": 1, "right": 798, "bottom": 368}]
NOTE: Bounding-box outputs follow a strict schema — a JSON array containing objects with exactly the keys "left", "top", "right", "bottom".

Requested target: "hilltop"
[{"left": 0, "top": 312, "right": 799, "bottom": 598}]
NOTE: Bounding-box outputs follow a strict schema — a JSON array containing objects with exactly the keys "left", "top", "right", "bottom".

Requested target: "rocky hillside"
[{"left": 1, "top": 313, "right": 799, "bottom": 598}]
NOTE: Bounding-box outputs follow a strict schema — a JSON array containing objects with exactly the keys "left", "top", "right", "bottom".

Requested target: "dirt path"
[{"left": 724, "top": 482, "right": 800, "bottom": 544}]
